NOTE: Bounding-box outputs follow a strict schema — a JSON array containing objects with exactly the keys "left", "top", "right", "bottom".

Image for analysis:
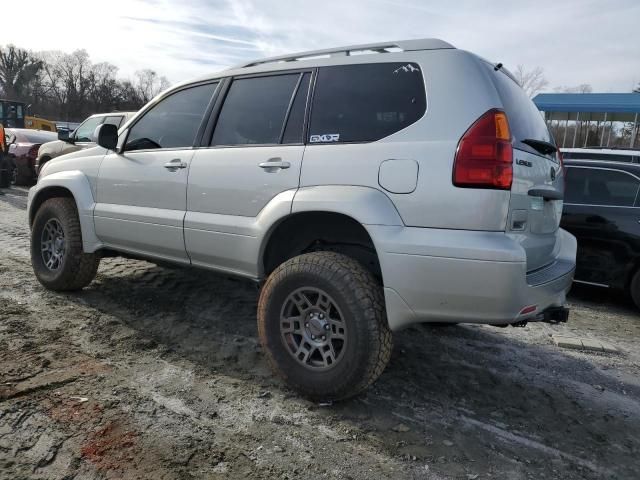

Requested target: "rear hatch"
[{"left": 490, "top": 67, "right": 563, "bottom": 271}]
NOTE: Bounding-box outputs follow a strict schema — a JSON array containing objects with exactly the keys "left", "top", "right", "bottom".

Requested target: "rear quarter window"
[{"left": 309, "top": 62, "right": 426, "bottom": 143}]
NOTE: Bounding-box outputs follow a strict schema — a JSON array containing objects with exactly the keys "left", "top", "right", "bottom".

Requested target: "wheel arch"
[
  {"left": 261, "top": 211, "right": 382, "bottom": 279},
  {"left": 259, "top": 186, "right": 403, "bottom": 281},
  {"left": 29, "top": 171, "right": 102, "bottom": 252}
]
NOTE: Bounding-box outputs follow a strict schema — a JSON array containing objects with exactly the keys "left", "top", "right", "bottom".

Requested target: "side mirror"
[
  {"left": 96, "top": 124, "right": 118, "bottom": 150},
  {"left": 58, "top": 130, "right": 72, "bottom": 143}
]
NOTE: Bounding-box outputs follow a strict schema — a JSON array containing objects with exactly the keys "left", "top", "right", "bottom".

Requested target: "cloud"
[{"left": 1, "top": 0, "right": 638, "bottom": 91}]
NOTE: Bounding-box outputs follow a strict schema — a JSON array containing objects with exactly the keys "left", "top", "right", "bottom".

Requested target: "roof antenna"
[{"left": 494, "top": 63, "right": 503, "bottom": 72}]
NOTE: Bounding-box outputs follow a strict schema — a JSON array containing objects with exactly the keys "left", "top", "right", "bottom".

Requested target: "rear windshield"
[
  {"left": 12, "top": 129, "right": 57, "bottom": 143},
  {"left": 491, "top": 69, "right": 553, "bottom": 157}
]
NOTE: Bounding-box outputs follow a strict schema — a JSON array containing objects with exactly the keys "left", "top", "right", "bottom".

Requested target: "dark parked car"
[
  {"left": 561, "top": 159, "right": 640, "bottom": 308},
  {"left": 4, "top": 128, "right": 57, "bottom": 185}
]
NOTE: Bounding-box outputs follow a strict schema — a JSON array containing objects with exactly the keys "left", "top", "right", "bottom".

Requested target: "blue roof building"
[{"left": 532, "top": 93, "right": 640, "bottom": 148}]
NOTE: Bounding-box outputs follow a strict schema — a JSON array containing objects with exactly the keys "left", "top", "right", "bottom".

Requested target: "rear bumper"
[{"left": 368, "top": 225, "right": 576, "bottom": 330}]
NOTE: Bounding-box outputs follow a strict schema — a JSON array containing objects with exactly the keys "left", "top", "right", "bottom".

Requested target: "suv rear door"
[
  {"left": 185, "top": 71, "right": 312, "bottom": 276},
  {"left": 490, "top": 68, "right": 564, "bottom": 272}
]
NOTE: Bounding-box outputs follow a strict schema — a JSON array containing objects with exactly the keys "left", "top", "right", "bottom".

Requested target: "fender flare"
[
  {"left": 28, "top": 170, "right": 102, "bottom": 252},
  {"left": 291, "top": 185, "right": 404, "bottom": 226},
  {"left": 256, "top": 185, "right": 404, "bottom": 275}
]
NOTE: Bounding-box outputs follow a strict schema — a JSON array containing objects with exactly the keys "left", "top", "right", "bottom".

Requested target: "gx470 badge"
[{"left": 310, "top": 134, "right": 340, "bottom": 143}]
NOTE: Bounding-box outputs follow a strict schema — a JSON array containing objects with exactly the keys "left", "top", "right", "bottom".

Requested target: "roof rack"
[{"left": 236, "top": 38, "right": 454, "bottom": 68}]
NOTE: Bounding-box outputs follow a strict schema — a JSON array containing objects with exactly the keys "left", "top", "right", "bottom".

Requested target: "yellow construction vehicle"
[{"left": 25, "top": 115, "right": 57, "bottom": 132}]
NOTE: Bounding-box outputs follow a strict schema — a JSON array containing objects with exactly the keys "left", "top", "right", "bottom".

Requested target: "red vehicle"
[{"left": 5, "top": 128, "right": 57, "bottom": 185}]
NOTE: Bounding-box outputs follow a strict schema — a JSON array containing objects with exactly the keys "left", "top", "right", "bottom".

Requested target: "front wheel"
[
  {"left": 258, "top": 252, "right": 392, "bottom": 401},
  {"left": 31, "top": 197, "right": 100, "bottom": 291}
]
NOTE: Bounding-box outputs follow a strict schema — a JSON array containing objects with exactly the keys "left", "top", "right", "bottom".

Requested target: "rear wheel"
[
  {"left": 0, "top": 158, "right": 11, "bottom": 188},
  {"left": 12, "top": 166, "right": 33, "bottom": 186},
  {"left": 258, "top": 251, "right": 392, "bottom": 401},
  {"left": 31, "top": 197, "right": 100, "bottom": 291}
]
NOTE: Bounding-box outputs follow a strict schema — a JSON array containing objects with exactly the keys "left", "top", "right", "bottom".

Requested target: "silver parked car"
[
  {"left": 36, "top": 112, "right": 136, "bottom": 174},
  {"left": 28, "top": 39, "right": 576, "bottom": 400}
]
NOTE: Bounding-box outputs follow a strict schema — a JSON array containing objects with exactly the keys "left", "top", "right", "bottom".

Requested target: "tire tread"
[
  {"left": 258, "top": 251, "right": 392, "bottom": 400},
  {"left": 31, "top": 197, "right": 99, "bottom": 291}
]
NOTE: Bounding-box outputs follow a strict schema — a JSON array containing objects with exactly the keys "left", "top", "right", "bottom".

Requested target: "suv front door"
[
  {"left": 185, "top": 72, "right": 311, "bottom": 276},
  {"left": 95, "top": 82, "right": 218, "bottom": 262}
]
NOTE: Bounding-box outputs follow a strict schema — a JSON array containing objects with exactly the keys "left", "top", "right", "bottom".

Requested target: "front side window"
[
  {"left": 309, "top": 63, "right": 426, "bottom": 143},
  {"left": 74, "top": 116, "right": 104, "bottom": 143},
  {"left": 565, "top": 167, "right": 640, "bottom": 206},
  {"left": 212, "top": 74, "right": 301, "bottom": 146},
  {"left": 126, "top": 83, "right": 217, "bottom": 152}
]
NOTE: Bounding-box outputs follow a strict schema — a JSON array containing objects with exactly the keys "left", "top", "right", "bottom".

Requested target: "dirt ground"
[{"left": 1, "top": 185, "right": 639, "bottom": 480}]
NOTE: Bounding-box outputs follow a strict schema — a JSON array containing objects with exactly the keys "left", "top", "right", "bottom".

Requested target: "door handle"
[
  {"left": 528, "top": 188, "right": 563, "bottom": 201},
  {"left": 164, "top": 159, "right": 188, "bottom": 171},
  {"left": 258, "top": 158, "right": 290, "bottom": 171}
]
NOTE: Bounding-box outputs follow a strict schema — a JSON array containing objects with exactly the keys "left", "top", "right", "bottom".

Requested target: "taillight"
[
  {"left": 453, "top": 109, "right": 513, "bottom": 190},
  {"left": 556, "top": 147, "right": 564, "bottom": 171},
  {"left": 28, "top": 144, "right": 39, "bottom": 160}
]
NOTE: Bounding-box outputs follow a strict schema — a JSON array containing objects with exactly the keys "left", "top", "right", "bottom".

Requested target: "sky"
[{"left": 2, "top": 0, "right": 639, "bottom": 93}]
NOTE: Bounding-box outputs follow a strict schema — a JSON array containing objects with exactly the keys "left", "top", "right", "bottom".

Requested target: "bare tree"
[
  {"left": 0, "top": 45, "right": 43, "bottom": 99},
  {"left": 554, "top": 84, "right": 593, "bottom": 94},
  {"left": 513, "top": 65, "right": 549, "bottom": 97},
  {"left": 134, "top": 69, "right": 170, "bottom": 104},
  {"left": 1, "top": 43, "right": 171, "bottom": 121}
]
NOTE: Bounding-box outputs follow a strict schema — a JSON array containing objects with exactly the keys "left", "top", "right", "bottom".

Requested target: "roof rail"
[{"left": 235, "top": 38, "right": 454, "bottom": 68}]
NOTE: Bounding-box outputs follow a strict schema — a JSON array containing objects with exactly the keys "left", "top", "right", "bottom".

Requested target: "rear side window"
[
  {"left": 309, "top": 63, "right": 426, "bottom": 143},
  {"left": 565, "top": 167, "right": 640, "bottom": 206},
  {"left": 212, "top": 74, "right": 300, "bottom": 146},
  {"left": 492, "top": 70, "right": 553, "bottom": 156},
  {"left": 562, "top": 152, "right": 633, "bottom": 163},
  {"left": 126, "top": 83, "right": 217, "bottom": 151},
  {"left": 282, "top": 73, "right": 311, "bottom": 144}
]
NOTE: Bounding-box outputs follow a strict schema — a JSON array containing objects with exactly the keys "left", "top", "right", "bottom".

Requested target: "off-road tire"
[
  {"left": 630, "top": 269, "right": 640, "bottom": 310},
  {"left": 31, "top": 197, "right": 100, "bottom": 291},
  {"left": 258, "top": 251, "right": 392, "bottom": 401}
]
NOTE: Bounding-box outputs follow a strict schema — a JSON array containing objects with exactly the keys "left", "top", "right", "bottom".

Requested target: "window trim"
[
  {"left": 278, "top": 73, "right": 304, "bottom": 144},
  {"left": 120, "top": 80, "right": 220, "bottom": 154},
  {"left": 564, "top": 165, "right": 640, "bottom": 208},
  {"left": 306, "top": 61, "right": 427, "bottom": 145},
  {"left": 202, "top": 68, "right": 314, "bottom": 149}
]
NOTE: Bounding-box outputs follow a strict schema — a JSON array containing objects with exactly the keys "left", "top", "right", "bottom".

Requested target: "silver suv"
[{"left": 28, "top": 39, "right": 576, "bottom": 400}]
